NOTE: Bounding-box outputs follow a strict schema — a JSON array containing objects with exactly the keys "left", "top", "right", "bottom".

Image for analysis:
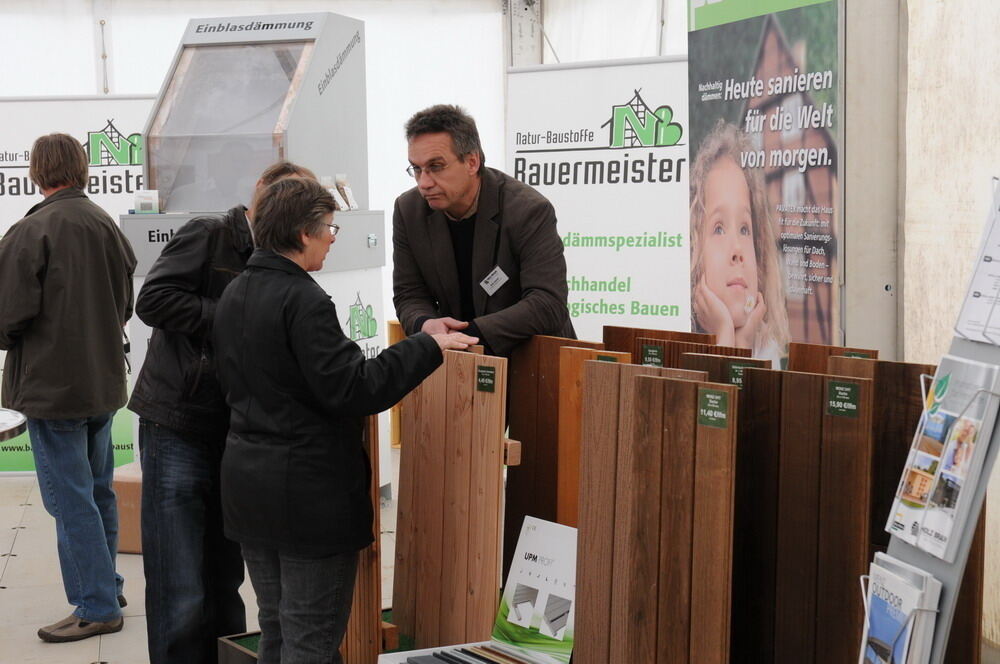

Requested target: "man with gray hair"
[{"left": 392, "top": 104, "right": 573, "bottom": 357}]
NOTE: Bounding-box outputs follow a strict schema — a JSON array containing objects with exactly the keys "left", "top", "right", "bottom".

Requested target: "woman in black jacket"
[{"left": 213, "top": 177, "right": 476, "bottom": 663}]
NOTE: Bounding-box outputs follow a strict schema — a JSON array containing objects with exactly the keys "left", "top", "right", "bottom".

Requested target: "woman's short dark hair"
[
  {"left": 259, "top": 160, "right": 316, "bottom": 186},
  {"left": 404, "top": 104, "right": 485, "bottom": 171},
  {"left": 252, "top": 177, "right": 335, "bottom": 254},
  {"left": 29, "top": 133, "right": 89, "bottom": 190}
]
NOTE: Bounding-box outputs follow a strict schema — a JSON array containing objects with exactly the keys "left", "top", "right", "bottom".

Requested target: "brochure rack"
[{"left": 884, "top": 182, "right": 1000, "bottom": 664}]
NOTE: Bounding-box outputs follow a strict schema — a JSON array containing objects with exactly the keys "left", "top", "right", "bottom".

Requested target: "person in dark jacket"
[
  {"left": 127, "top": 161, "right": 316, "bottom": 664},
  {"left": 0, "top": 133, "right": 136, "bottom": 642},
  {"left": 214, "top": 177, "right": 476, "bottom": 664}
]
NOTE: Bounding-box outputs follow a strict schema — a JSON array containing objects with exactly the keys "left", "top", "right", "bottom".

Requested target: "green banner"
[
  {"left": 691, "top": 0, "right": 833, "bottom": 31},
  {"left": 0, "top": 409, "right": 135, "bottom": 472}
]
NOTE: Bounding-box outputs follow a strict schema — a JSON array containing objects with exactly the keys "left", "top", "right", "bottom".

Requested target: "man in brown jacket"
[
  {"left": 0, "top": 133, "right": 136, "bottom": 642},
  {"left": 393, "top": 104, "right": 573, "bottom": 357}
]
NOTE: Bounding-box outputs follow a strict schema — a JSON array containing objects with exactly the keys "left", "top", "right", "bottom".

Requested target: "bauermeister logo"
[
  {"left": 346, "top": 293, "right": 378, "bottom": 341},
  {"left": 86, "top": 120, "right": 143, "bottom": 167},
  {"left": 601, "top": 89, "right": 683, "bottom": 149}
]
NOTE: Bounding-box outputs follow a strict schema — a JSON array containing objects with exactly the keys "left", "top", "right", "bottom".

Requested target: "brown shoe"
[{"left": 37, "top": 613, "right": 124, "bottom": 642}]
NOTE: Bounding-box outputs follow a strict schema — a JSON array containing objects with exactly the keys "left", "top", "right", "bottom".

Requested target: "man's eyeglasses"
[
  {"left": 323, "top": 222, "right": 340, "bottom": 237},
  {"left": 406, "top": 161, "right": 452, "bottom": 179}
]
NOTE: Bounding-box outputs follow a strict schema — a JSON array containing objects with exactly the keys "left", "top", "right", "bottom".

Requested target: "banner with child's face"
[{"left": 688, "top": 0, "right": 840, "bottom": 365}]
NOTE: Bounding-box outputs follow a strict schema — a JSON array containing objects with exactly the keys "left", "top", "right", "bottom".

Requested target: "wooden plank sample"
[
  {"left": 773, "top": 371, "right": 824, "bottom": 663},
  {"left": 634, "top": 337, "right": 751, "bottom": 369},
  {"left": 689, "top": 382, "right": 738, "bottom": 664},
  {"left": 827, "top": 356, "right": 935, "bottom": 549},
  {"left": 679, "top": 352, "right": 769, "bottom": 385},
  {"left": 466, "top": 354, "right": 508, "bottom": 640},
  {"left": 815, "top": 376, "right": 872, "bottom": 664},
  {"left": 609, "top": 375, "right": 665, "bottom": 664},
  {"left": 575, "top": 361, "right": 624, "bottom": 664},
  {"left": 392, "top": 386, "right": 420, "bottom": 638},
  {"left": 341, "top": 415, "right": 383, "bottom": 664},
  {"left": 413, "top": 359, "right": 449, "bottom": 646},
  {"left": 505, "top": 335, "right": 603, "bottom": 577},
  {"left": 557, "top": 347, "right": 630, "bottom": 526},
  {"left": 787, "top": 341, "right": 878, "bottom": 374},
  {"left": 388, "top": 320, "right": 406, "bottom": 448},
  {"left": 602, "top": 324, "right": 714, "bottom": 354},
  {"left": 946, "top": 513, "right": 985, "bottom": 664},
  {"left": 655, "top": 378, "right": 699, "bottom": 664},
  {"left": 439, "top": 352, "right": 477, "bottom": 644},
  {"left": 731, "top": 368, "right": 782, "bottom": 662}
]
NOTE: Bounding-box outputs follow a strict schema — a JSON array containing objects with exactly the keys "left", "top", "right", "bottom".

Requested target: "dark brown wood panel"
[
  {"left": 505, "top": 336, "right": 603, "bottom": 577},
  {"left": 391, "top": 386, "right": 420, "bottom": 638},
  {"left": 787, "top": 341, "right": 878, "bottom": 374},
  {"left": 815, "top": 376, "right": 873, "bottom": 664},
  {"left": 731, "top": 368, "right": 782, "bottom": 662},
  {"left": 774, "top": 371, "right": 824, "bottom": 663},
  {"left": 689, "top": 382, "right": 738, "bottom": 664},
  {"left": 946, "top": 513, "right": 985, "bottom": 664},
  {"left": 574, "top": 361, "right": 624, "bottom": 664},
  {"left": 602, "top": 324, "right": 714, "bottom": 354},
  {"left": 655, "top": 378, "right": 699, "bottom": 664},
  {"left": 609, "top": 375, "right": 665, "bottom": 664},
  {"left": 633, "top": 337, "right": 751, "bottom": 370},
  {"left": 679, "top": 352, "right": 769, "bottom": 385}
]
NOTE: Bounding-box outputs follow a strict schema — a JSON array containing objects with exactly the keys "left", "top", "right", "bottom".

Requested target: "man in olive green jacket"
[{"left": 0, "top": 133, "right": 136, "bottom": 642}]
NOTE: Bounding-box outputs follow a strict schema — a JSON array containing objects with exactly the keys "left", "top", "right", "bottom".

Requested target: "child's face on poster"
[{"left": 701, "top": 156, "right": 760, "bottom": 328}]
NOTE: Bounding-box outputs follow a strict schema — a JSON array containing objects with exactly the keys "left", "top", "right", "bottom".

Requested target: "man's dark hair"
[
  {"left": 29, "top": 133, "right": 89, "bottom": 190},
  {"left": 252, "top": 177, "right": 335, "bottom": 254},
  {"left": 259, "top": 161, "right": 316, "bottom": 186},
  {"left": 405, "top": 104, "right": 485, "bottom": 172}
]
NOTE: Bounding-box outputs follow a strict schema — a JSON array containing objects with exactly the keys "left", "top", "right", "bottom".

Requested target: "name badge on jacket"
[{"left": 480, "top": 266, "right": 509, "bottom": 296}]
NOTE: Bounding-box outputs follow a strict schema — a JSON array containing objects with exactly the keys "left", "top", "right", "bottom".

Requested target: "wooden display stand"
[
  {"left": 602, "top": 324, "right": 713, "bottom": 354},
  {"left": 634, "top": 337, "right": 751, "bottom": 368},
  {"left": 505, "top": 335, "right": 603, "bottom": 576},
  {"left": 786, "top": 340, "right": 878, "bottom": 373},
  {"left": 392, "top": 350, "right": 514, "bottom": 649}
]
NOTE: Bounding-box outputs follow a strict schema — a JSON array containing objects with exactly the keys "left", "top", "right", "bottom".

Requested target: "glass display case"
[{"left": 146, "top": 41, "right": 314, "bottom": 212}]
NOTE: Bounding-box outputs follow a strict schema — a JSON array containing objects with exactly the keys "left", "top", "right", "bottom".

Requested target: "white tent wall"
[
  {"left": 2, "top": 0, "right": 505, "bottom": 371},
  {"left": 541, "top": 0, "right": 688, "bottom": 63}
]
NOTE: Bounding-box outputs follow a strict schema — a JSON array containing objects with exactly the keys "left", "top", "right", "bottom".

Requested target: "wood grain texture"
[
  {"left": 602, "top": 324, "right": 714, "bottom": 354},
  {"left": 633, "top": 337, "right": 751, "bottom": 369},
  {"left": 340, "top": 415, "right": 383, "bottom": 663},
  {"left": 689, "top": 382, "right": 738, "bottom": 664},
  {"left": 656, "top": 378, "right": 698, "bottom": 664},
  {"left": 391, "top": 384, "right": 420, "bottom": 637},
  {"left": 574, "top": 361, "right": 624, "bottom": 664},
  {"left": 466, "top": 354, "right": 508, "bottom": 641},
  {"left": 609, "top": 375, "right": 665, "bottom": 664},
  {"left": 946, "top": 513, "right": 985, "bottom": 664},
  {"left": 679, "top": 352, "right": 769, "bottom": 384},
  {"left": 388, "top": 320, "right": 406, "bottom": 448},
  {"left": 731, "top": 368, "right": 781, "bottom": 662},
  {"left": 827, "top": 357, "right": 935, "bottom": 550},
  {"left": 556, "top": 348, "right": 629, "bottom": 526},
  {"left": 786, "top": 341, "right": 878, "bottom": 374},
  {"left": 505, "top": 335, "right": 603, "bottom": 577},
  {"left": 815, "top": 376, "right": 872, "bottom": 664},
  {"left": 413, "top": 360, "right": 448, "bottom": 646},
  {"left": 774, "top": 371, "right": 824, "bottom": 663},
  {"left": 439, "top": 352, "right": 476, "bottom": 644}
]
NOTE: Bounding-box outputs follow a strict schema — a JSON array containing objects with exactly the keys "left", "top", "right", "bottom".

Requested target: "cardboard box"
[{"left": 113, "top": 462, "right": 142, "bottom": 554}]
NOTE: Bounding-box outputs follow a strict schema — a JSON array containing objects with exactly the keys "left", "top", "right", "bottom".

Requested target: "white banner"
[
  {"left": 506, "top": 58, "right": 690, "bottom": 342},
  {"left": 0, "top": 96, "right": 153, "bottom": 471}
]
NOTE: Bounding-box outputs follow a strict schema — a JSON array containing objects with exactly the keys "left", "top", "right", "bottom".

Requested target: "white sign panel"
[
  {"left": 0, "top": 96, "right": 154, "bottom": 237},
  {"left": 506, "top": 58, "right": 689, "bottom": 341}
]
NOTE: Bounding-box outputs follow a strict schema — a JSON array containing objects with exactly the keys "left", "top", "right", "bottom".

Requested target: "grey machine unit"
[{"left": 122, "top": 13, "right": 392, "bottom": 490}]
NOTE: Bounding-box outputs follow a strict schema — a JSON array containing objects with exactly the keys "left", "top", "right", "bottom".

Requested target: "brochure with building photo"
[{"left": 886, "top": 355, "right": 1000, "bottom": 561}]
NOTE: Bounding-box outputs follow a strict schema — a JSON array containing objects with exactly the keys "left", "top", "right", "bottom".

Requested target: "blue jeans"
[
  {"left": 139, "top": 420, "right": 246, "bottom": 664},
  {"left": 242, "top": 545, "right": 359, "bottom": 664},
  {"left": 28, "top": 413, "right": 124, "bottom": 623}
]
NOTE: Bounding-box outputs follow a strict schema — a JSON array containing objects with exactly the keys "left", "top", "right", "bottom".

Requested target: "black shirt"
[{"left": 447, "top": 214, "right": 477, "bottom": 323}]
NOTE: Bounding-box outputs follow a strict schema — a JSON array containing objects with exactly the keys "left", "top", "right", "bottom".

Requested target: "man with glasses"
[
  {"left": 127, "top": 161, "right": 315, "bottom": 664},
  {"left": 393, "top": 104, "right": 573, "bottom": 356}
]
